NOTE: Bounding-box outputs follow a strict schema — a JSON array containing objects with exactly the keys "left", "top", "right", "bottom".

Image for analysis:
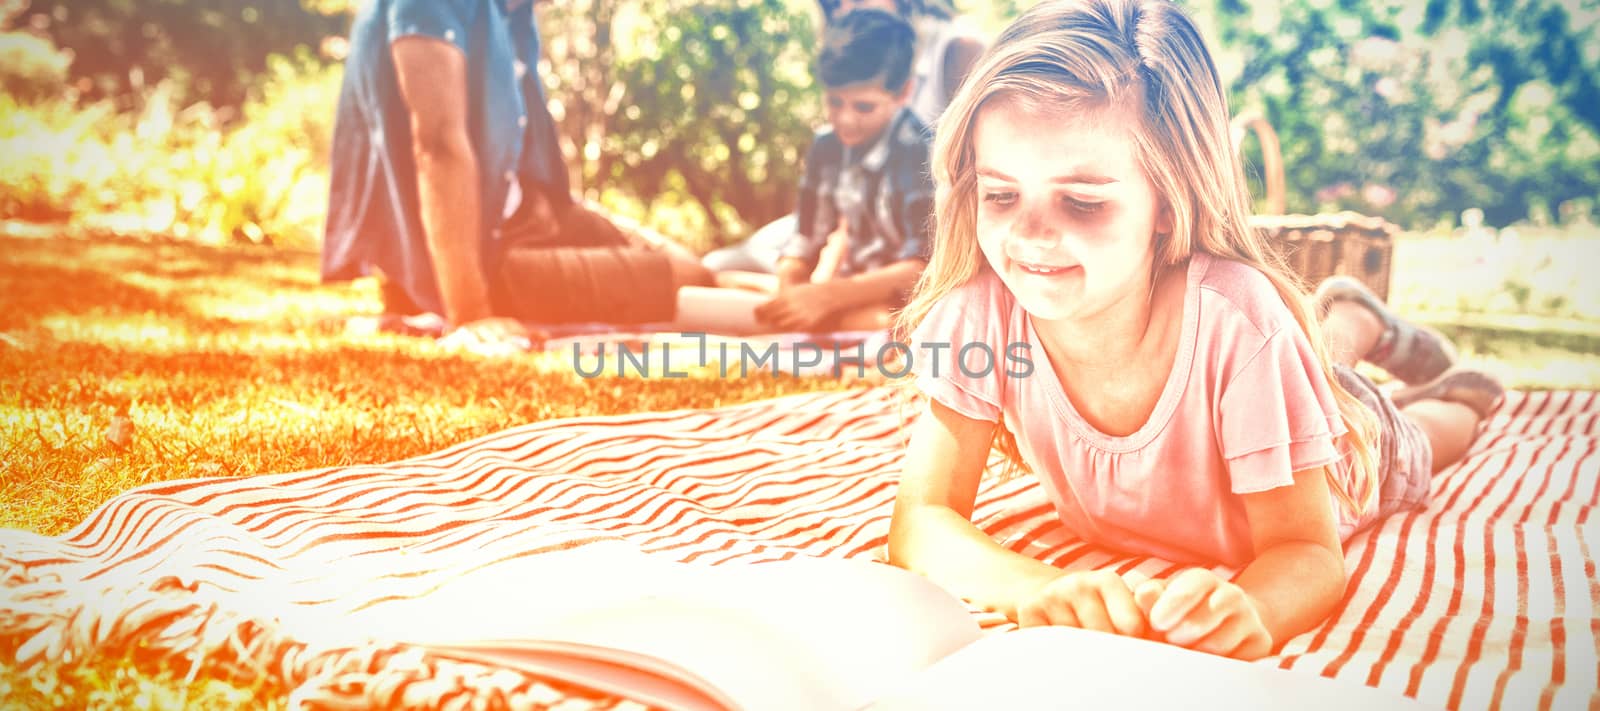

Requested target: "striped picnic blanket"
[{"left": 1, "top": 387, "right": 1595, "bottom": 710}]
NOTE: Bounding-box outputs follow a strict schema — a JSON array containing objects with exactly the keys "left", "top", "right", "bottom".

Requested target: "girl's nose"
[{"left": 1011, "top": 203, "right": 1059, "bottom": 246}]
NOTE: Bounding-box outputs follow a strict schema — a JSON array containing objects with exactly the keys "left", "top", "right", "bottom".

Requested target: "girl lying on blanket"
[{"left": 887, "top": 0, "right": 1506, "bottom": 663}]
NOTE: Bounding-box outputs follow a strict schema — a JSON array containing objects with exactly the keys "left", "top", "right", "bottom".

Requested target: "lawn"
[
  {"left": 1, "top": 223, "right": 1596, "bottom": 708},
  {"left": 0, "top": 225, "right": 860, "bottom": 709}
]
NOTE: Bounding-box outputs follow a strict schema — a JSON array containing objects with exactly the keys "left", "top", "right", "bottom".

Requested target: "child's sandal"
[
  {"left": 1391, "top": 369, "right": 1507, "bottom": 420},
  {"left": 1314, "top": 276, "right": 1456, "bottom": 385}
]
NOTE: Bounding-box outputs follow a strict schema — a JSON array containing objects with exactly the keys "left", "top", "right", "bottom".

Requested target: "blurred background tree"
[
  {"left": 1199, "top": 0, "right": 1600, "bottom": 226},
  {"left": 15, "top": 0, "right": 348, "bottom": 110},
  {"left": 0, "top": 0, "right": 1595, "bottom": 247},
  {"left": 551, "top": 0, "right": 822, "bottom": 247}
]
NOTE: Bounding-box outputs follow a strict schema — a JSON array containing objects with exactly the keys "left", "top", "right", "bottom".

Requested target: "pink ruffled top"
[{"left": 912, "top": 252, "right": 1369, "bottom": 567}]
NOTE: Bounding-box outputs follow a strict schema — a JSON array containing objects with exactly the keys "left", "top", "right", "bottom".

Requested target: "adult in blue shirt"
[{"left": 323, "top": 0, "right": 709, "bottom": 349}]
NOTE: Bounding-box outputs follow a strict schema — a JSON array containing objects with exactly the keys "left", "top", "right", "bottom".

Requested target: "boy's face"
[
  {"left": 824, "top": 80, "right": 909, "bottom": 147},
  {"left": 835, "top": 0, "right": 902, "bottom": 17}
]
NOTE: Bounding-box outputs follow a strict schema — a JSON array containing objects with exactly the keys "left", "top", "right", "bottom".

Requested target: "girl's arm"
[
  {"left": 887, "top": 399, "right": 1070, "bottom": 619},
  {"left": 1234, "top": 464, "right": 1347, "bottom": 643},
  {"left": 1142, "top": 465, "right": 1346, "bottom": 659}
]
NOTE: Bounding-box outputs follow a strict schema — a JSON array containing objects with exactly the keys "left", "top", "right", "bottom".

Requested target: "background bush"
[
  {"left": 1201, "top": 0, "right": 1600, "bottom": 227},
  {"left": 0, "top": 41, "right": 339, "bottom": 246},
  {"left": 0, "top": 0, "right": 1595, "bottom": 249},
  {"left": 539, "top": 0, "right": 823, "bottom": 249}
]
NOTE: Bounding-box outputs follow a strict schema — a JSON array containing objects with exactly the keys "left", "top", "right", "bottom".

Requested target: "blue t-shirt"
[{"left": 321, "top": 0, "right": 569, "bottom": 316}]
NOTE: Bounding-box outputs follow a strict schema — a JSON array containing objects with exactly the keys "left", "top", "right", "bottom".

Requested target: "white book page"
[
  {"left": 278, "top": 542, "right": 983, "bottom": 711},
  {"left": 869, "top": 625, "right": 1441, "bottom": 711}
]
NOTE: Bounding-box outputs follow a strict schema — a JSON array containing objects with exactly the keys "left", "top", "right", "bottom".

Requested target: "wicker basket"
[
  {"left": 1249, "top": 211, "right": 1397, "bottom": 302},
  {"left": 1231, "top": 112, "right": 1397, "bottom": 301}
]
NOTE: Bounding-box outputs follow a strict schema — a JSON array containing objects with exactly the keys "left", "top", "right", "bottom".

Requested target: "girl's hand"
[
  {"left": 1016, "top": 570, "right": 1147, "bottom": 638},
  {"left": 1134, "top": 569, "right": 1273, "bottom": 660}
]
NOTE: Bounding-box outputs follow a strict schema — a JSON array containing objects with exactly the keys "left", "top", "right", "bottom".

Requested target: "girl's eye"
[
  {"left": 853, "top": 102, "right": 876, "bottom": 114},
  {"left": 982, "top": 191, "right": 1017, "bottom": 206},
  {"left": 1063, "top": 196, "right": 1103, "bottom": 214}
]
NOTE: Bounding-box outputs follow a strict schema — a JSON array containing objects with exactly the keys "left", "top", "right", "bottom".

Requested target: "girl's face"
[{"left": 971, "top": 99, "right": 1170, "bottom": 324}]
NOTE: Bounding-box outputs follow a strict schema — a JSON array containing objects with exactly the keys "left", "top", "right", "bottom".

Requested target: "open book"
[{"left": 277, "top": 541, "right": 1434, "bottom": 711}]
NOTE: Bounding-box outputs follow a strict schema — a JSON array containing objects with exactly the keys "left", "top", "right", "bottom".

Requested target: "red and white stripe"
[{"left": 1, "top": 387, "right": 1594, "bottom": 710}]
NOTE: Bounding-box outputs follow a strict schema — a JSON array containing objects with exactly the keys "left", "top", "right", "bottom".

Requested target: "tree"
[
  {"left": 1202, "top": 0, "right": 1600, "bottom": 227},
  {"left": 12, "top": 0, "right": 348, "bottom": 109},
  {"left": 543, "top": 0, "right": 823, "bottom": 245},
  {"left": 1422, "top": 0, "right": 1600, "bottom": 136}
]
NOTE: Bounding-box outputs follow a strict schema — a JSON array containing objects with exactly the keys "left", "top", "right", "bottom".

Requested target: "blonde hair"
[{"left": 893, "top": 0, "right": 1381, "bottom": 517}]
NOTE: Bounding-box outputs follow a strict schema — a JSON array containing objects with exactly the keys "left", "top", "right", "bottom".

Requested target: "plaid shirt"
[{"left": 780, "top": 108, "right": 935, "bottom": 276}]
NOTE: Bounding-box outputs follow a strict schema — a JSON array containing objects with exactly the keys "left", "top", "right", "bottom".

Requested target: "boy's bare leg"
[
  {"left": 831, "top": 303, "right": 895, "bottom": 331},
  {"left": 713, "top": 270, "right": 781, "bottom": 294},
  {"left": 671, "top": 285, "right": 768, "bottom": 334}
]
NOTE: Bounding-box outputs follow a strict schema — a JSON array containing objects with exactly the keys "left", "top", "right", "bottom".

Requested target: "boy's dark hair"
[
  {"left": 817, "top": 8, "right": 917, "bottom": 93},
  {"left": 817, "top": 0, "right": 953, "bottom": 21}
]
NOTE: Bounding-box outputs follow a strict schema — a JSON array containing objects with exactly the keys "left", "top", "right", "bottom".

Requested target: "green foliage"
[
  {"left": 541, "top": 0, "right": 823, "bottom": 246},
  {"left": 7, "top": 0, "right": 1597, "bottom": 246},
  {"left": 0, "top": 49, "right": 341, "bottom": 247},
  {"left": 0, "top": 93, "right": 117, "bottom": 222},
  {"left": 1201, "top": 0, "right": 1600, "bottom": 227},
  {"left": 12, "top": 0, "right": 349, "bottom": 108},
  {"left": 0, "top": 30, "right": 69, "bottom": 102},
  {"left": 167, "top": 52, "right": 342, "bottom": 246}
]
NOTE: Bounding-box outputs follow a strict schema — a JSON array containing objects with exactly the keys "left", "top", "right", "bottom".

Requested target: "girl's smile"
[{"left": 1016, "top": 262, "right": 1080, "bottom": 277}]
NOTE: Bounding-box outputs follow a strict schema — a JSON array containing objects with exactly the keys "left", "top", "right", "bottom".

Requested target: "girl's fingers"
[
  {"left": 1166, "top": 580, "right": 1261, "bottom": 648},
  {"left": 1133, "top": 578, "right": 1165, "bottom": 619},
  {"left": 1018, "top": 599, "right": 1078, "bottom": 629},
  {"left": 1190, "top": 613, "right": 1251, "bottom": 657},
  {"left": 1045, "top": 591, "right": 1083, "bottom": 629},
  {"left": 1147, "top": 569, "right": 1218, "bottom": 633},
  {"left": 1163, "top": 609, "right": 1224, "bottom": 647},
  {"left": 1230, "top": 630, "right": 1274, "bottom": 661},
  {"left": 1050, "top": 603, "right": 1080, "bottom": 629},
  {"left": 1099, "top": 581, "right": 1148, "bottom": 638},
  {"left": 1016, "top": 602, "right": 1044, "bottom": 629},
  {"left": 1068, "top": 595, "right": 1115, "bottom": 634}
]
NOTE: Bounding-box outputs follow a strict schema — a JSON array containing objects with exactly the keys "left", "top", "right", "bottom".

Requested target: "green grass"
[
  {"left": 0, "top": 226, "right": 858, "bottom": 709},
  {"left": 1, "top": 224, "right": 1596, "bottom": 708},
  {"left": 1385, "top": 230, "right": 1600, "bottom": 389}
]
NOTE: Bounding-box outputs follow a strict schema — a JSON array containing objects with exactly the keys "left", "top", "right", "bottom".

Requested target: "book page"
[
  {"left": 868, "top": 625, "right": 1439, "bottom": 710},
  {"left": 279, "top": 541, "right": 983, "bottom": 711}
]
